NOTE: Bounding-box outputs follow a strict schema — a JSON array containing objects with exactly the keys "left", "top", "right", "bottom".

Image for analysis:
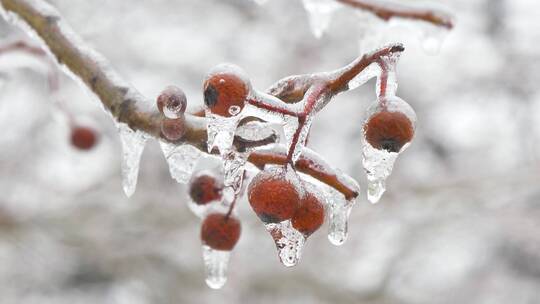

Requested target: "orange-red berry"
[
  {"left": 160, "top": 117, "right": 185, "bottom": 141},
  {"left": 201, "top": 213, "right": 241, "bottom": 251},
  {"left": 189, "top": 173, "right": 223, "bottom": 205},
  {"left": 156, "top": 85, "right": 187, "bottom": 118},
  {"left": 203, "top": 64, "right": 250, "bottom": 117},
  {"left": 364, "top": 110, "right": 414, "bottom": 153},
  {"left": 292, "top": 192, "right": 325, "bottom": 237},
  {"left": 248, "top": 167, "right": 301, "bottom": 223},
  {"left": 71, "top": 126, "right": 97, "bottom": 150}
]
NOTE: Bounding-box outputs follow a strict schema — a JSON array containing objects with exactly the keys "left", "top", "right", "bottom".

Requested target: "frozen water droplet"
[
  {"left": 201, "top": 245, "right": 230, "bottom": 289},
  {"left": 160, "top": 142, "right": 201, "bottom": 184},
  {"left": 117, "top": 123, "right": 148, "bottom": 197},
  {"left": 325, "top": 189, "right": 355, "bottom": 246},
  {"left": 301, "top": 0, "right": 340, "bottom": 38},
  {"left": 228, "top": 105, "right": 241, "bottom": 116},
  {"left": 265, "top": 221, "right": 305, "bottom": 267}
]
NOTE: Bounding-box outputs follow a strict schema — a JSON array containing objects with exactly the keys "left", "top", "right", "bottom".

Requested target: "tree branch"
[
  {"left": 0, "top": 0, "right": 361, "bottom": 199},
  {"left": 336, "top": 0, "right": 453, "bottom": 29}
]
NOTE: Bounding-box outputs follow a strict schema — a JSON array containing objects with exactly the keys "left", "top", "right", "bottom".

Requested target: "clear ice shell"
[
  {"left": 265, "top": 221, "right": 306, "bottom": 267},
  {"left": 201, "top": 245, "right": 231, "bottom": 289},
  {"left": 325, "top": 188, "right": 355, "bottom": 246},
  {"left": 362, "top": 96, "right": 416, "bottom": 203},
  {"left": 117, "top": 123, "right": 149, "bottom": 197},
  {"left": 159, "top": 141, "right": 201, "bottom": 184},
  {"left": 301, "top": 0, "right": 341, "bottom": 38},
  {"left": 222, "top": 151, "right": 248, "bottom": 192}
]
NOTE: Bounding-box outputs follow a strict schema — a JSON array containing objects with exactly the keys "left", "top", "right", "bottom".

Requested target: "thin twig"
[{"left": 336, "top": 0, "right": 453, "bottom": 29}]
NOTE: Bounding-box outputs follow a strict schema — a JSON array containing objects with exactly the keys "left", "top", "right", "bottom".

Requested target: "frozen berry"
[
  {"left": 189, "top": 172, "right": 223, "bottom": 205},
  {"left": 71, "top": 126, "right": 97, "bottom": 150},
  {"left": 160, "top": 117, "right": 185, "bottom": 141},
  {"left": 201, "top": 213, "right": 241, "bottom": 251},
  {"left": 364, "top": 110, "right": 414, "bottom": 153},
  {"left": 292, "top": 192, "right": 325, "bottom": 237},
  {"left": 156, "top": 85, "right": 187, "bottom": 118},
  {"left": 203, "top": 64, "right": 251, "bottom": 117},
  {"left": 248, "top": 167, "right": 301, "bottom": 223}
]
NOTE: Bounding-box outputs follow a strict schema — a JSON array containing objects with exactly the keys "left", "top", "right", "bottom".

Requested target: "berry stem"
[
  {"left": 376, "top": 58, "right": 388, "bottom": 100},
  {"left": 335, "top": 0, "right": 454, "bottom": 29}
]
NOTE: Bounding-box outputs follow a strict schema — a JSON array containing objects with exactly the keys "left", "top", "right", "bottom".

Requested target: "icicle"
[
  {"left": 417, "top": 22, "right": 449, "bottom": 55},
  {"left": 265, "top": 221, "right": 305, "bottom": 267},
  {"left": 159, "top": 142, "right": 201, "bottom": 184},
  {"left": 301, "top": 0, "right": 341, "bottom": 38},
  {"left": 206, "top": 112, "right": 241, "bottom": 156},
  {"left": 325, "top": 188, "right": 355, "bottom": 246},
  {"left": 362, "top": 144, "right": 398, "bottom": 203},
  {"left": 222, "top": 151, "right": 249, "bottom": 192},
  {"left": 117, "top": 123, "right": 148, "bottom": 197},
  {"left": 201, "top": 245, "right": 230, "bottom": 289}
]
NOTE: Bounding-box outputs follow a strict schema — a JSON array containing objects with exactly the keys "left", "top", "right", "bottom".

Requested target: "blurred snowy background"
[{"left": 0, "top": 0, "right": 539, "bottom": 303}]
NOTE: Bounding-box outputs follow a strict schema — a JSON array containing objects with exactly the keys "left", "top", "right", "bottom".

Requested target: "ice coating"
[
  {"left": 221, "top": 151, "right": 248, "bottom": 192},
  {"left": 362, "top": 96, "right": 416, "bottom": 203},
  {"left": 324, "top": 186, "right": 355, "bottom": 246},
  {"left": 375, "top": 52, "right": 399, "bottom": 98},
  {"left": 347, "top": 62, "right": 380, "bottom": 91},
  {"left": 301, "top": 0, "right": 341, "bottom": 38},
  {"left": 117, "top": 123, "right": 149, "bottom": 197},
  {"left": 201, "top": 245, "right": 230, "bottom": 289},
  {"left": 159, "top": 141, "right": 202, "bottom": 184},
  {"left": 235, "top": 120, "right": 278, "bottom": 142},
  {"left": 253, "top": 0, "right": 270, "bottom": 5},
  {"left": 265, "top": 221, "right": 306, "bottom": 267}
]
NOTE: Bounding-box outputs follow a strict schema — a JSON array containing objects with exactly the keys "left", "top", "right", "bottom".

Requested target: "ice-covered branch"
[
  {"left": 336, "top": 0, "right": 453, "bottom": 29},
  {"left": 0, "top": 0, "right": 360, "bottom": 199},
  {"left": 249, "top": 145, "right": 359, "bottom": 200}
]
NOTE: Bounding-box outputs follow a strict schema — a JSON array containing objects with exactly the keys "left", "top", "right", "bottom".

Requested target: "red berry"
[
  {"left": 203, "top": 64, "right": 251, "bottom": 117},
  {"left": 189, "top": 172, "right": 223, "bottom": 205},
  {"left": 201, "top": 213, "right": 241, "bottom": 251},
  {"left": 292, "top": 192, "right": 325, "bottom": 237},
  {"left": 160, "top": 117, "right": 185, "bottom": 141},
  {"left": 248, "top": 167, "right": 301, "bottom": 223},
  {"left": 156, "top": 85, "right": 187, "bottom": 118},
  {"left": 364, "top": 110, "right": 414, "bottom": 153},
  {"left": 70, "top": 126, "right": 97, "bottom": 150}
]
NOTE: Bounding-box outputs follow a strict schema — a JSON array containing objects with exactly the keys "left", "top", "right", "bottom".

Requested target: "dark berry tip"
[{"left": 204, "top": 85, "right": 219, "bottom": 108}]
